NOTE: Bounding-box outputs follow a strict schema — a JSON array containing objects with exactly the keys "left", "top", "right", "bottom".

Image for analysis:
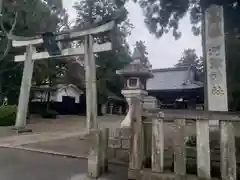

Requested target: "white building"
[{"left": 31, "top": 84, "right": 84, "bottom": 104}]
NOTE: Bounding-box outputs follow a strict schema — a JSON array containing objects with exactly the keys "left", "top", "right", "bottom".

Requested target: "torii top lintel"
[{"left": 10, "top": 20, "right": 115, "bottom": 48}]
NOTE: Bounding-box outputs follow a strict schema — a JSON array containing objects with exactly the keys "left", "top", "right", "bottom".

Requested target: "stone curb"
[{"left": 0, "top": 145, "right": 128, "bottom": 167}]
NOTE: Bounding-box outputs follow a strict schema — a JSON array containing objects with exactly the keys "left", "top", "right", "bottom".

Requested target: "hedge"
[{"left": 0, "top": 105, "right": 17, "bottom": 126}]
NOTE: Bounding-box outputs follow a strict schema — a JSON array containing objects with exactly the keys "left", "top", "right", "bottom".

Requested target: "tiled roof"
[{"left": 147, "top": 67, "right": 203, "bottom": 91}]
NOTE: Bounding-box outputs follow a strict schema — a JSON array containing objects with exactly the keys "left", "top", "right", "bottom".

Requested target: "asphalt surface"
[{"left": 0, "top": 148, "right": 127, "bottom": 180}]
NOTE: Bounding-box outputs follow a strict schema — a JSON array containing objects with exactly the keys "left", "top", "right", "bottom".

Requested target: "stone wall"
[
  {"left": 106, "top": 126, "right": 173, "bottom": 167},
  {"left": 108, "top": 128, "right": 131, "bottom": 163}
]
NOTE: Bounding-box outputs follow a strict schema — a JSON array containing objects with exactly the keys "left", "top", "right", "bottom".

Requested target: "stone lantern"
[{"left": 116, "top": 47, "right": 153, "bottom": 128}]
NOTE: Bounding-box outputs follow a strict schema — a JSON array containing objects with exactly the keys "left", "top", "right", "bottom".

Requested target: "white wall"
[
  {"left": 56, "top": 87, "right": 80, "bottom": 103},
  {"left": 32, "top": 86, "right": 81, "bottom": 103},
  {"left": 32, "top": 91, "right": 56, "bottom": 102}
]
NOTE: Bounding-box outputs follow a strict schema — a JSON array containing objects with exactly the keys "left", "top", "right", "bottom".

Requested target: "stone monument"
[{"left": 205, "top": 5, "right": 228, "bottom": 128}]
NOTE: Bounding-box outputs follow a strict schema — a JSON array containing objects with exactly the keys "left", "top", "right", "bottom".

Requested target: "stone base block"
[
  {"left": 88, "top": 159, "right": 100, "bottom": 178},
  {"left": 12, "top": 127, "right": 32, "bottom": 134},
  {"left": 88, "top": 130, "right": 101, "bottom": 178}
]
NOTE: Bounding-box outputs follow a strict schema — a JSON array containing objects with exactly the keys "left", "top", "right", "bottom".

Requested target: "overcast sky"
[{"left": 63, "top": 0, "right": 202, "bottom": 68}]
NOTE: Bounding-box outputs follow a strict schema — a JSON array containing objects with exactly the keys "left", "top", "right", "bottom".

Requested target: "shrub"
[
  {"left": 0, "top": 105, "right": 17, "bottom": 126},
  {"left": 40, "top": 109, "right": 58, "bottom": 119}
]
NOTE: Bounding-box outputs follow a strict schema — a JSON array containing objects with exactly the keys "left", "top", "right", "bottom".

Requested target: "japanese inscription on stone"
[
  {"left": 208, "top": 45, "right": 224, "bottom": 96},
  {"left": 205, "top": 5, "right": 228, "bottom": 111}
]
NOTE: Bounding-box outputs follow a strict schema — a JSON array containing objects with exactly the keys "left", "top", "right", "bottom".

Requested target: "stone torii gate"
[{"left": 10, "top": 21, "right": 115, "bottom": 132}]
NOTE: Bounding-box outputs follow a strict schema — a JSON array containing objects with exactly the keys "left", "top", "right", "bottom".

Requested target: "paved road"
[{"left": 0, "top": 148, "right": 127, "bottom": 180}]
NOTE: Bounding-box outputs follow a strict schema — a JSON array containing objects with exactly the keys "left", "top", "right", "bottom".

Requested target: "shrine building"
[{"left": 146, "top": 66, "right": 204, "bottom": 109}]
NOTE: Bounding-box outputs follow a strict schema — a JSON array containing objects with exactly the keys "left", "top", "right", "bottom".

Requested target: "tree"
[
  {"left": 135, "top": 40, "right": 148, "bottom": 57},
  {"left": 116, "top": 0, "right": 240, "bottom": 109},
  {"left": 175, "top": 48, "right": 204, "bottom": 82},
  {"left": 74, "top": 0, "right": 133, "bottom": 104},
  {"left": 226, "top": 36, "right": 240, "bottom": 110},
  {"left": 118, "top": 0, "right": 240, "bottom": 39},
  {"left": 175, "top": 48, "right": 203, "bottom": 71},
  {"left": 60, "top": 57, "right": 85, "bottom": 91},
  {"left": 0, "top": 0, "right": 67, "bottom": 104}
]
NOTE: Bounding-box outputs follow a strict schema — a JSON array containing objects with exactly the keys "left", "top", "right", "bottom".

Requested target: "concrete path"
[
  {"left": 27, "top": 115, "right": 123, "bottom": 134},
  {"left": 0, "top": 116, "right": 127, "bottom": 179},
  {"left": 0, "top": 115, "right": 123, "bottom": 148},
  {"left": 0, "top": 148, "right": 127, "bottom": 180},
  {"left": 0, "top": 115, "right": 124, "bottom": 170},
  {"left": 0, "top": 130, "right": 87, "bottom": 147}
]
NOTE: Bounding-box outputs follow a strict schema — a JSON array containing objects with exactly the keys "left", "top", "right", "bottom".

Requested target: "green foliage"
[
  {"left": 96, "top": 49, "right": 132, "bottom": 104},
  {"left": 119, "top": 0, "right": 240, "bottom": 110},
  {"left": 74, "top": 0, "right": 128, "bottom": 26},
  {"left": 175, "top": 48, "right": 203, "bottom": 72},
  {"left": 175, "top": 49, "right": 204, "bottom": 82},
  {"left": 226, "top": 36, "right": 240, "bottom": 110},
  {"left": 2, "top": 0, "right": 61, "bottom": 35},
  {"left": 74, "top": 0, "right": 133, "bottom": 104},
  {"left": 0, "top": 105, "right": 17, "bottom": 126},
  {"left": 0, "top": 0, "right": 69, "bottom": 105},
  {"left": 135, "top": 40, "right": 148, "bottom": 57},
  {"left": 118, "top": 0, "right": 240, "bottom": 39}
]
